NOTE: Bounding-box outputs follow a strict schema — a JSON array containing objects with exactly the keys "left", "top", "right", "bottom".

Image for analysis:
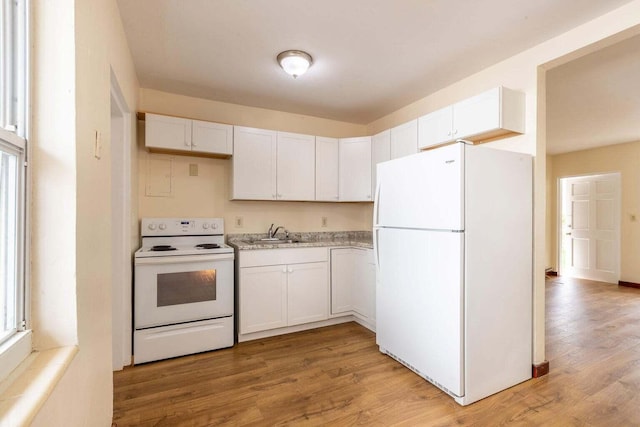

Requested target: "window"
[{"left": 0, "top": 0, "right": 28, "bottom": 352}]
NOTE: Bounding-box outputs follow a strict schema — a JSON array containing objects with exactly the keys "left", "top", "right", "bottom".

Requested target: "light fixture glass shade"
[{"left": 277, "top": 50, "right": 313, "bottom": 78}]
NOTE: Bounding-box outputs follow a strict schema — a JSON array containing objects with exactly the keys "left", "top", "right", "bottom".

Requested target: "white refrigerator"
[{"left": 373, "top": 142, "right": 532, "bottom": 405}]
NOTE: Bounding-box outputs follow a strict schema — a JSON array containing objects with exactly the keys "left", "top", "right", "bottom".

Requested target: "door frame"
[
  {"left": 110, "top": 69, "right": 132, "bottom": 370},
  {"left": 557, "top": 172, "right": 621, "bottom": 283}
]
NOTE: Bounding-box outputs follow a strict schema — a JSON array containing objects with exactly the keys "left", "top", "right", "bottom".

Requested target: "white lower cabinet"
[
  {"left": 238, "top": 248, "right": 329, "bottom": 336},
  {"left": 330, "top": 248, "right": 376, "bottom": 330}
]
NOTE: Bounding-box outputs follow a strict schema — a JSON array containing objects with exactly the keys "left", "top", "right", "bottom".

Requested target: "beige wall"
[
  {"left": 138, "top": 90, "right": 372, "bottom": 233},
  {"left": 547, "top": 141, "right": 640, "bottom": 283},
  {"left": 30, "top": 0, "right": 139, "bottom": 425}
]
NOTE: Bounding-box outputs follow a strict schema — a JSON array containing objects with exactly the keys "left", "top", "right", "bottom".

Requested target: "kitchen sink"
[{"left": 242, "top": 238, "right": 304, "bottom": 244}]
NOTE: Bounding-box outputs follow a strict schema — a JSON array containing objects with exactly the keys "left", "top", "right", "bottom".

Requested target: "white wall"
[{"left": 30, "top": 0, "right": 139, "bottom": 424}]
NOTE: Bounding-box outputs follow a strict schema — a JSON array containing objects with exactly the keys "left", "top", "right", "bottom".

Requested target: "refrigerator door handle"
[
  {"left": 373, "top": 228, "right": 380, "bottom": 273},
  {"left": 373, "top": 175, "right": 382, "bottom": 226}
]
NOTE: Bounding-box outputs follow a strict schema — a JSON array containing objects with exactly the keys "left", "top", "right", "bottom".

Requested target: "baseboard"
[
  {"left": 545, "top": 270, "right": 558, "bottom": 277},
  {"left": 532, "top": 360, "right": 549, "bottom": 378},
  {"left": 619, "top": 281, "right": 640, "bottom": 289}
]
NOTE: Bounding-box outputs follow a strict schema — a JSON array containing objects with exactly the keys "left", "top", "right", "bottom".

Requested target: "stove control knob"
[
  {"left": 148, "top": 223, "right": 157, "bottom": 230},
  {"left": 211, "top": 223, "right": 218, "bottom": 230},
  {"left": 159, "top": 223, "right": 167, "bottom": 231},
  {"left": 203, "top": 223, "right": 210, "bottom": 229}
]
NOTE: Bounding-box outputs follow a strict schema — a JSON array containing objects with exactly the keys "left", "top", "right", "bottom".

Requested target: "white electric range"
[{"left": 134, "top": 218, "right": 235, "bottom": 364}]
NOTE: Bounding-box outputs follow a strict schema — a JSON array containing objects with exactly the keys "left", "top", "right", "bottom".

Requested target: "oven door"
[{"left": 134, "top": 253, "right": 234, "bottom": 329}]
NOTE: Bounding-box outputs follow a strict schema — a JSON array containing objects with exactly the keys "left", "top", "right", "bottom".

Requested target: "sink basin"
[{"left": 242, "top": 238, "right": 303, "bottom": 244}]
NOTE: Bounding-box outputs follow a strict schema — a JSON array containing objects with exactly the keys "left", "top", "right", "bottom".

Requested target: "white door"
[
  {"left": 376, "top": 227, "right": 464, "bottom": 397},
  {"left": 330, "top": 248, "right": 354, "bottom": 314},
  {"left": 316, "top": 137, "right": 339, "bottom": 201},
  {"left": 560, "top": 173, "right": 620, "bottom": 283},
  {"left": 145, "top": 113, "right": 192, "bottom": 151},
  {"left": 371, "top": 129, "right": 391, "bottom": 197},
  {"left": 232, "top": 126, "right": 277, "bottom": 200},
  {"left": 191, "top": 119, "right": 233, "bottom": 155},
  {"left": 375, "top": 143, "right": 463, "bottom": 230},
  {"left": 276, "top": 132, "right": 316, "bottom": 200},
  {"left": 339, "top": 136, "right": 372, "bottom": 201},
  {"left": 418, "top": 106, "right": 453, "bottom": 149},
  {"left": 390, "top": 119, "right": 418, "bottom": 160},
  {"left": 239, "top": 265, "right": 288, "bottom": 333},
  {"left": 453, "top": 87, "right": 500, "bottom": 139},
  {"left": 287, "top": 262, "right": 329, "bottom": 326}
]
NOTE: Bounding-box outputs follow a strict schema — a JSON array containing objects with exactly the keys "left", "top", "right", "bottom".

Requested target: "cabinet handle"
[
  {"left": 185, "top": 140, "right": 190, "bottom": 147},
  {"left": 367, "top": 194, "right": 371, "bottom": 199},
  {"left": 447, "top": 131, "right": 452, "bottom": 136},
  {"left": 288, "top": 267, "right": 293, "bottom": 273},
  {"left": 452, "top": 129, "right": 458, "bottom": 135},
  {"left": 282, "top": 267, "right": 287, "bottom": 273},
  {"left": 272, "top": 194, "right": 277, "bottom": 199}
]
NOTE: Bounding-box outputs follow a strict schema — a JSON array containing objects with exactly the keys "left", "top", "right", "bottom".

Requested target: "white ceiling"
[
  {"left": 546, "top": 33, "right": 640, "bottom": 155},
  {"left": 117, "top": 0, "right": 634, "bottom": 127}
]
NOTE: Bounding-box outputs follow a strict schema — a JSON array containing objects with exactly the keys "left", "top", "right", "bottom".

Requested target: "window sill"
[{"left": 0, "top": 345, "right": 77, "bottom": 426}]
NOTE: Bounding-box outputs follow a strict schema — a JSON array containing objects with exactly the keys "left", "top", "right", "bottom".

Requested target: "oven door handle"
[{"left": 135, "top": 253, "right": 234, "bottom": 265}]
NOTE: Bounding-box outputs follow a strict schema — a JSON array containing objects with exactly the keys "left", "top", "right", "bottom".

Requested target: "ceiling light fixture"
[{"left": 277, "top": 50, "right": 313, "bottom": 79}]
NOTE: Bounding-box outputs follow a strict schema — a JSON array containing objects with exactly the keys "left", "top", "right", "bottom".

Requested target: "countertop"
[{"left": 227, "top": 231, "right": 373, "bottom": 250}]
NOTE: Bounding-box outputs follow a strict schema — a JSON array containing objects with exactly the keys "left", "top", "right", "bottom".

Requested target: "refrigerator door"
[
  {"left": 374, "top": 143, "right": 464, "bottom": 231},
  {"left": 376, "top": 227, "right": 464, "bottom": 397}
]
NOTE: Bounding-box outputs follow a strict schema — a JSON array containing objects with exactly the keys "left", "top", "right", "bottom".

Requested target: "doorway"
[
  {"left": 110, "top": 71, "right": 132, "bottom": 370},
  {"left": 558, "top": 173, "right": 620, "bottom": 284}
]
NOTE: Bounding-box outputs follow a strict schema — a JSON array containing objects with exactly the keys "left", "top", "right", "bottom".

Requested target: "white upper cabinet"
[
  {"left": 191, "top": 119, "right": 233, "bottom": 155},
  {"left": 232, "top": 126, "right": 277, "bottom": 200},
  {"left": 315, "top": 136, "right": 339, "bottom": 201},
  {"left": 145, "top": 113, "right": 233, "bottom": 156},
  {"left": 276, "top": 131, "right": 316, "bottom": 201},
  {"left": 371, "top": 129, "right": 390, "bottom": 197},
  {"left": 390, "top": 119, "right": 418, "bottom": 160},
  {"left": 417, "top": 106, "right": 454, "bottom": 149},
  {"left": 145, "top": 113, "right": 192, "bottom": 151},
  {"left": 418, "top": 86, "right": 525, "bottom": 150},
  {"left": 339, "top": 136, "right": 372, "bottom": 202},
  {"left": 232, "top": 128, "right": 315, "bottom": 201}
]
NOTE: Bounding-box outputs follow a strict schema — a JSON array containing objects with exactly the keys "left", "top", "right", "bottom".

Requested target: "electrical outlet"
[
  {"left": 235, "top": 216, "right": 243, "bottom": 228},
  {"left": 321, "top": 217, "right": 328, "bottom": 227},
  {"left": 189, "top": 163, "right": 198, "bottom": 176}
]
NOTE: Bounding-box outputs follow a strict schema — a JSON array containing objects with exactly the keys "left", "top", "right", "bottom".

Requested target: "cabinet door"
[
  {"left": 351, "top": 249, "right": 373, "bottom": 319},
  {"left": 339, "top": 136, "right": 372, "bottom": 202},
  {"left": 191, "top": 119, "right": 233, "bottom": 155},
  {"left": 352, "top": 249, "right": 376, "bottom": 328},
  {"left": 418, "top": 106, "right": 453, "bottom": 149},
  {"left": 390, "top": 119, "right": 418, "bottom": 160},
  {"left": 453, "top": 87, "right": 500, "bottom": 139},
  {"left": 145, "top": 113, "right": 192, "bottom": 151},
  {"left": 315, "top": 137, "right": 339, "bottom": 201},
  {"left": 232, "top": 126, "right": 277, "bottom": 200},
  {"left": 287, "top": 262, "right": 329, "bottom": 326},
  {"left": 371, "top": 130, "right": 390, "bottom": 198},
  {"left": 276, "top": 132, "right": 316, "bottom": 201},
  {"left": 330, "top": 249, "right": 354, "bottom": 314},
  {"left": 239, "top": 265, "right": 288, "bottom": 334}
]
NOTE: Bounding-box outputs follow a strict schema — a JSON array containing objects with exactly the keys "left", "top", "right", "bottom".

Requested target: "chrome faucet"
[{"left": 267, "top": 224, "right": 284, "bottom": 239}]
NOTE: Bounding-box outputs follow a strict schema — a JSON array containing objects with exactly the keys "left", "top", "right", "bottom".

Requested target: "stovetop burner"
[
  {"left": 150, "top": 245, "right": 177, "bottom": 252},
  {"left": 195, "top": 243, "right": 221, "bottom": 249}
]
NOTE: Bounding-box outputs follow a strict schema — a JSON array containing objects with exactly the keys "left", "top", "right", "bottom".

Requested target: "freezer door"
[
  {"left": 376, "top": 227, "right": 464, "bottom": 397},
  {"left": 374, "top": 143, "right": 464, "bottom": 231}
]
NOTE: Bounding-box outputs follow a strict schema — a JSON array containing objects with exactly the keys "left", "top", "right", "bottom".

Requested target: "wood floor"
[{"left": 113, "top": 277, "right": 640, "bottom": 426}]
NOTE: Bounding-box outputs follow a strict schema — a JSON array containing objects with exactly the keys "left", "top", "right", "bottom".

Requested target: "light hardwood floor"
[{"left": 114, "top": 277, "right": 640, "bottom": 426}]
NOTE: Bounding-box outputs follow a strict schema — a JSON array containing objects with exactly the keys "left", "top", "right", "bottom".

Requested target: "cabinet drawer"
[{"left": 239, "top": 247, "right": 328, "bottom": 267}]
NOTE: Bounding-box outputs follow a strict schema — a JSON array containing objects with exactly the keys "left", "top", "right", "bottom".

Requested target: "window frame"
[{"left": 0, "top": 0, "right": 30, "bottom": 382}]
